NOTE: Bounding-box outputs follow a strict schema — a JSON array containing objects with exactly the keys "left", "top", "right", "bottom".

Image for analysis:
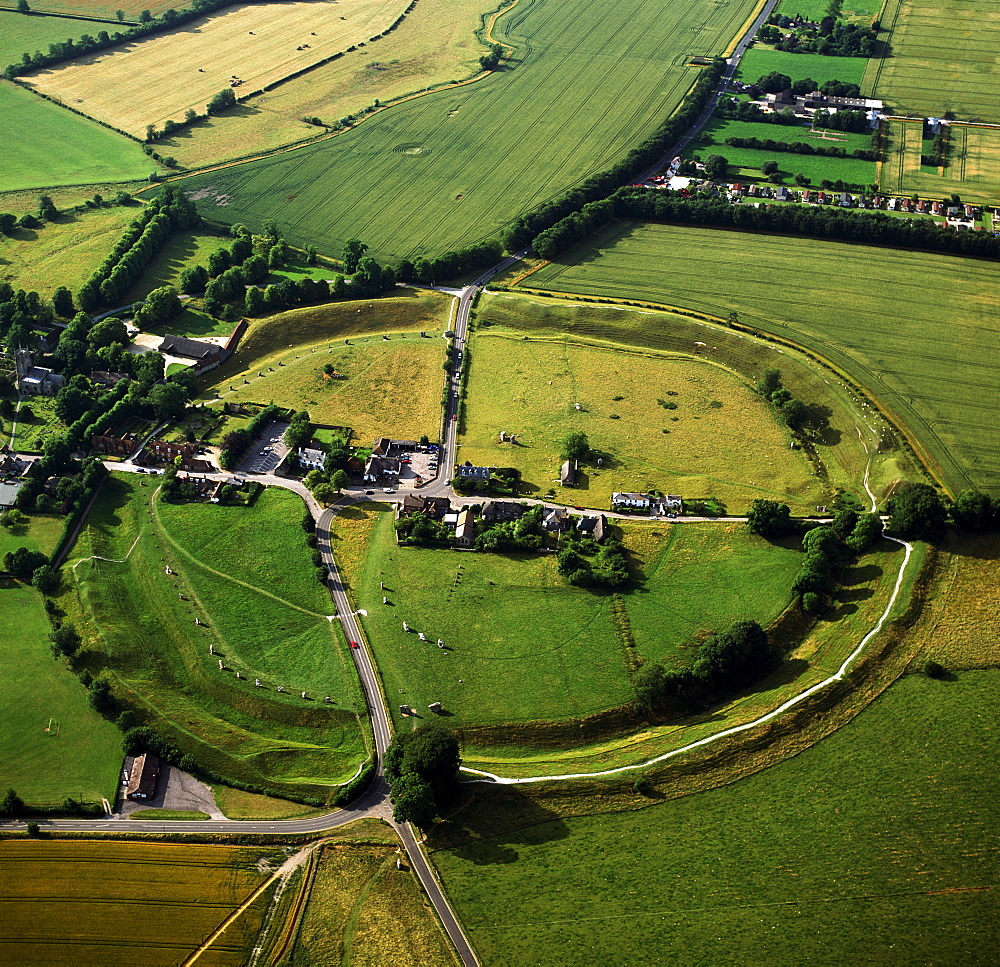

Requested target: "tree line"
[{"left": 724, "top": 136, "right": 877, "bottom": 161}]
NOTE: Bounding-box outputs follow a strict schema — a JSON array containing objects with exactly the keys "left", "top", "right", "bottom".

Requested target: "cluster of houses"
[
  {"left": 764, "top": 88, "right": 884, "bottom": 126},
  {"left": 91, "top": 436, "right": 215, "bottom": 472},
  {"left": 611, "top": 493, "right": 682, "bottom": 515},
  {"left": 0, "top": 445, "right": 31, "bottom": 509}
]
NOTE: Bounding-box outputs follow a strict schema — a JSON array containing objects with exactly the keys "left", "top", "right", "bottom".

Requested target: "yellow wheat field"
[{"left": 25, "top": 0, "right": 410, "bottom": 136}]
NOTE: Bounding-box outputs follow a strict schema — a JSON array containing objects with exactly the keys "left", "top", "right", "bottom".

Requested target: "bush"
[{"left": 924, "top": 660, "right": 946, "bottom": 679}]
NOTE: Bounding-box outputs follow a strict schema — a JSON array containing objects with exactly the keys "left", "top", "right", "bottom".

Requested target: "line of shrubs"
[{"left": 723, "top": 135, "right": 878, "bottom": 160}]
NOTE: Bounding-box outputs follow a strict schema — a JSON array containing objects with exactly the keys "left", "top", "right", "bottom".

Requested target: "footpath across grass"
[
  {"left": 433, "top": 668, "right": 1000, "bottom": 966},
  {"left": 0, "top": 579, "right": 122, "bottom": 808}
]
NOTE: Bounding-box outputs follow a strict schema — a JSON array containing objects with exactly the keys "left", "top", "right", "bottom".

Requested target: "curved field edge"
[
  {"left": 58, "top": 474, "right": 369, "bottom": 798},
  {"left": 518, "top": 221, "right": 1000, "bottom": 497}
]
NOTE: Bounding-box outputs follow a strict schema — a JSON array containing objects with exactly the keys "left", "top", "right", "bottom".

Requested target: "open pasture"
[
  {"left": 0, "top": 840, "right": 278, "bottom": 966},
  {"left": 0, "top": 579, "right": 122, "bottom": 808},
  {"left": 461, "top": 325, "right": 824, "bottom": 512},
  {"left": 686, "top": 115, "right": 876, "bottom": 187},
  {"left": 201, "top": 292, "right": 449, "bottom": 442},
  {"left": 174, "top": 0, "right": 760, "bottom": 262},
  {"left": 0, "top": 10, "right": 111, "bottom": 66},
  {"left": 433, "top": 668, "right": 1000, "bottom": 967},
  {"left": 0, "top": 512, "right": 63, "bottom": 561},
  {"left": 63, "top": 475, "right": 367, "bottom": 797},
  {"left": 471, "top": 292, "right": 882, "bottom": 506},
  {"left": 164, "top": 0, "right": 494, "bottom": 169},
  {"left": 862, "top": 0, "right": 1000, "bottom": 120},
  {"left": 734, "top": 46, "right": 868, "bottom": 87},
  {"left": 0, "top": 81, "right": 153, "bottom": 191},
  {"left": 332, "top": 505, "right": 801, "bottom": 734},
  {"left": 18, "top": 0, "right": 177, "bottom": 19},
  {"left": 879, "top": 118, "right": 1000, "bottom": 206},
  {"left": 524, "top": 222, "right": 1000, "bottom": 496},
  {"left": 0, "top": 201, "right": 137, "bottom": 298},
  {"left": 25, "top": 0, "right": 413, "bottom": 137}
]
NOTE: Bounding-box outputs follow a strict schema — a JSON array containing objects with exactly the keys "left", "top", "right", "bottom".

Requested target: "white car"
[{"left": 383, "top": 488, "right": 395, "bottom": 494}]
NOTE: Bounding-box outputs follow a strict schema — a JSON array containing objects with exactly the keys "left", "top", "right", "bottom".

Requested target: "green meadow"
[
  {"left": 332, "top": 505, "right": 802, "bottom": 735},
  {"left": 524, "top": 222, "right": 1000, "bottom": 496},
  {"left": 173, "top": 0, "right": 760, "bottom": 262},
  {"left": 0, "top": 513, "right": 64, "bottom": 561},
  {"left": 62, "top": 475, "right": 367, "bottom": 798},
  {"left": 0, "top": 579, "right": 122, "bottom": 808},
  {"left": 0, "top": 82, "right": 154, "bottom": 191},
  {"left": 433, "top": 669, "right": 1000, "bottom": 966},
  {"left": 734, "top": 46, "right": 869, "bottom": 87}
]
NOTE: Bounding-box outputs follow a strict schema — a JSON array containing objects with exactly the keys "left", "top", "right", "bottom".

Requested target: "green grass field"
[
  {"left": 523, "top": 222, "right": 1000, "bottom": 496},
  {"left": 0, "top": 10, "right": 114, "bottom": 66},
  {"left": 879, "top": 118, "right": 1000, "bottom": 206},
  {"left": 471, "top": 291, "right": 889, "bottom": 508},
  {"left": 0, "top": 201, "right": 137, "bottom": 300},
  {"left": 433, "top": 668, "right": 1000, "bottom": 966},
  {"left": 0, "top": 512, "right": 64, "bottom": 561},
  {"left": 0, "top": 81, "right": 155, "bottom": 191},
  {"left": 0, "top": 579, "right": 122, "bottom": 808},
  {"left": 61, "top": 475, "right": 367, "bottom": 798},
  {"left": 332, "top": 505, "right": 802, "bottom": 735},
  {"left": 460, "top": 325, "right": 825, "bottom": 512},
  {"left": 734, "top": 46, "right": 869, "bottom": 87},
  {"left": 863, "top": 0, "right": 1000, "bottom": 120},
  {"left": 171, "top": 0, "right": 760, "bottom": 262},
  {"left": 0, "top": 839, "right": 278, "bottom": 965},
  {"left": 687, "top": 115, "right": 876, "bottom": 187}
]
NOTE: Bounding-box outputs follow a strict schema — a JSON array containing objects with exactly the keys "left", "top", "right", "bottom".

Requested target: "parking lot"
[
  {"left": 236, "top": 421, "right": 289, "bottom": 475},
  {"left": 398, "top": 445, "right": 440, "bottom": 487}
]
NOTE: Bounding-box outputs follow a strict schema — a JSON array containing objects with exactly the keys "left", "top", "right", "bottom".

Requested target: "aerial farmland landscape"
[{"left": 0, "top": 0, "right": 997, "bottom": 959}]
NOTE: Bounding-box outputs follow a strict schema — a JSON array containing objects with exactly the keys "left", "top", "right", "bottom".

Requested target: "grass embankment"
[
  {"left": 733, "top": 46, "right": 868, "bottom": 88},
  {"left": 862, "top": 0, "right": 1000, "bottom": 120},
  {"left": 461, "top": 323, "right": 824, "bottom": 513},
  {"left": 473, "top": 291, "right": 889, "bottom": 507},
  {"left": 278, "top": 840, "right": 460, "bottom": 966},
  {"left": 523, "top": 222, "right": 999, "bottom": 497},
  {"left": 0, "top": 579, "right": 122, "bottom": 808},
  {"left": 0, "top": 513, "right": 63, "bottom": 560},
  {"left": 200, "top": 291, "right": 450, "bottom": 442},
  {"left": 25, "top": 0, "right": 413, "bottom": 137},
  {"left": 61, "top": 474, "right": 367, "bottom": 799},
  {"left": 0, "top": 202, "right": 138, "bottom": 299},
  {"left": 433, "top": 667, "right": 1000, "bottom": 966},
  {"left": 128, "top": 808, "right": 211, "bottom": 819},
  {"left": 176, "top": 0, "right": 760, "bottom": 262},
  {"left": 212, "top": 784, "right": 326, "bottom": 820},
  {"left": 333, "top": 504, "right": 803, "bottom": 738},
  {"left": 686, "top": 116, "right": 876, "bottom": 186},
  {"left": 166, "top": 0, "right": 495, "bottom": 169},
  {"left": 879, "top": 118, "right": 1000, "bottom": 206},
  {"left": 0, "top": 82, "right": 154, "bottom": 192},
  {"left": 0, "top": 840, "right": 279, "bottom": 965}
]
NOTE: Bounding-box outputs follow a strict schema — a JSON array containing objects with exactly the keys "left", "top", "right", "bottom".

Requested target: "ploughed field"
[
  {"left": 175, "top": 0, "right": 760, "bottom": 262},
  {"left": 523, "top": 222, "right": 1000, "bottom": 496}
]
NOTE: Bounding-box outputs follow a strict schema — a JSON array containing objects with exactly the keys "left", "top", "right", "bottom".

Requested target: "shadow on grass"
[{"left": 431, "top": 785, "right": 569, "bottom": 865}]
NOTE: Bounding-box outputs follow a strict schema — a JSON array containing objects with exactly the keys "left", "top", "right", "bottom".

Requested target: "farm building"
[
  {"left": 560, "top": 460, "right": 577, "bottom": 486},
  {"left": 159, "top": 334, "right": 220, "bottom": 361},
  {"left": 455, "top": 507, "right": 477, "bottom": 547},
  {"left": 126, "top": 753, "right": 161, "bottom": 800}
]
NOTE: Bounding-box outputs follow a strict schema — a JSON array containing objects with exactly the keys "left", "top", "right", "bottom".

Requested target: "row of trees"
[
  {"left": 723, "top": 136, "right": 876, "bottom": 161},
  {"left": 752, "top": 72, "right": 860, "bottom": 98}
]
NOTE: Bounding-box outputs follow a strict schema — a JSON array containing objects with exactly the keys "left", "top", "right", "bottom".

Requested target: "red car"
[{"left": 350, "top": 641, "right": 359, "bottom": 649}]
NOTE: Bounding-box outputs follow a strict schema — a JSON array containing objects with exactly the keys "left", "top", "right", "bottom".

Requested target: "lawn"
[
  {"left": 286, "top": 841, "right": 460, "bottom": 966},
  {"left": 734, "top": 45, "right": 869, "bottom": 88},
  {"left": 0, "top": 512, "right": 64, "bottom": 561},
  {"left": 0, "top": 202, "right": 137, "bottom": 300},
  {"left": 0, "top": 579, "right": 122, "bottom": 808},
  {"left": 687, "top": 115, "right": 876, "bottom": 187},
  {"left": 0, "top": 81, "right": 155, "bottom": 191},
  {"left": 164, "top": 0, "right": 495, "bottom": 169},
  {"left": 879, "top": 118, "right": 1000, "bottom": 206},
  {"left": 469, "top": 291, "right": 884, "bottom": 508},
  {"left": 26, "top": 0, "right": 413, "bottom": 137},
  {"left": 332, "top": 505, "right": 802, "bottom": 735},
  {"left": 170, "top": 0, "right": 761, "bottom": 262},
  {"left": 0, "top": 840, "right": 279, "bottom": 965},
  {"left": 119, "top": 224, "right": 229, "bottom": 303},
  {"left": 460, "top": 326, "right": 825, "bottom": 512},
  {"left": 10, "top": 396, "right": 66, "bottom": 454},
  {"left": 200, "top": 292, "right": 451, "bottom": 442},
  {"left": 523, "top": 221, "right": 1000, "bottom": 497},
  {"left": 0, "top": 10, "right": 115, "bottom": 67},
  {"left": 61, "top": 474, "right": 368, "bottom": 798},
  {"left": 432, "top": 668, "right": 1000, "bottom": 966},
  {"left": 862, "top": 0, "right": 1000, "bottom": 120}
]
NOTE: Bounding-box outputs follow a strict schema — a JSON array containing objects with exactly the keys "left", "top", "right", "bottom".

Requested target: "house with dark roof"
[
  {"left": 482, "top": 500, "right": 527, "bottom": 524},
  {"left": 560, "top": 459, "right": 577, "bottom": 486},
  {"left": 364, "top": 454, "right": 401, "bottom": 482},
  {"left": 577, "top": 514, "right": 608, "bottom": 543},
  {"left": 159, "top": 334, "right": 219, "bottom": 360},
  {"left": 456, "top": 464, "right": 491, "bottom": 484},
  {"left": 126, "top": 753, "right": 161, "bottom": 800},
  {"left": 455, "top": 507, "right": 477, "bottom": 547}
]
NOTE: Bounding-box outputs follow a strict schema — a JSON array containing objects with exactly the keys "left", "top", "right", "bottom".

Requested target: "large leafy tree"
[
  {"left": 384, "top": 724, "right": 461, "bottom": 828},
  {"left": 886, "top": 483, "right": 948, "bottom": 542},
  {"left": 746, "top": 499, "right": 793, "bottom": 538}
]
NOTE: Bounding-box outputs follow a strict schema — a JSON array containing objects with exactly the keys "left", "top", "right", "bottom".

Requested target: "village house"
[
  {"left": 363, "top": 454, "right": 401, "bottom": 483},
  {"left": 126, "top": 753, "right": 161, "bottom": 801},
  {"left": 481, "top": 499, "right": 527, "bottom": 524},
  {"left": 455, "top": 507, "right": 477, "bottom": 547},
  {"left": 544, "top": 507, "right": 571, "bottom": 532},
  {"left": 398, "top": 494, "right": 452, "bottom": 520},
  {"left": 91, "top": 435, "right": 137, "bottom": 457},
  {"left": 560, "top": 460, "right": 577, "bottom": 486},
  {"left": 577, "top": 514, "right": 608, "bottom": 543},
  {"left": 298, "top": 447, "right": 326, "bottom": 470},
  {"left": 0, "top": 480, "right": 23, "bottom": 509},
  {"left": 456, "top": 465, "right": 491, "bottom": 484},
  {"left": 612, "top": 492, "right": 652, "bottom": 511}
]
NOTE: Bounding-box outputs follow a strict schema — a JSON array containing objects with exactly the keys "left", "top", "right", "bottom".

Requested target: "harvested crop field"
[
  {"left": 862, "top": 0, "right": 1000, "bottom": 120},
  {"left": 879, "top": 118, "right": 1000, "bottom": 206},
  {"left": 0, "top": 840, "right": 279, "bottom": 966},
  {"left": 25, "top": 0, "right": 411, "bottom": 136}
]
